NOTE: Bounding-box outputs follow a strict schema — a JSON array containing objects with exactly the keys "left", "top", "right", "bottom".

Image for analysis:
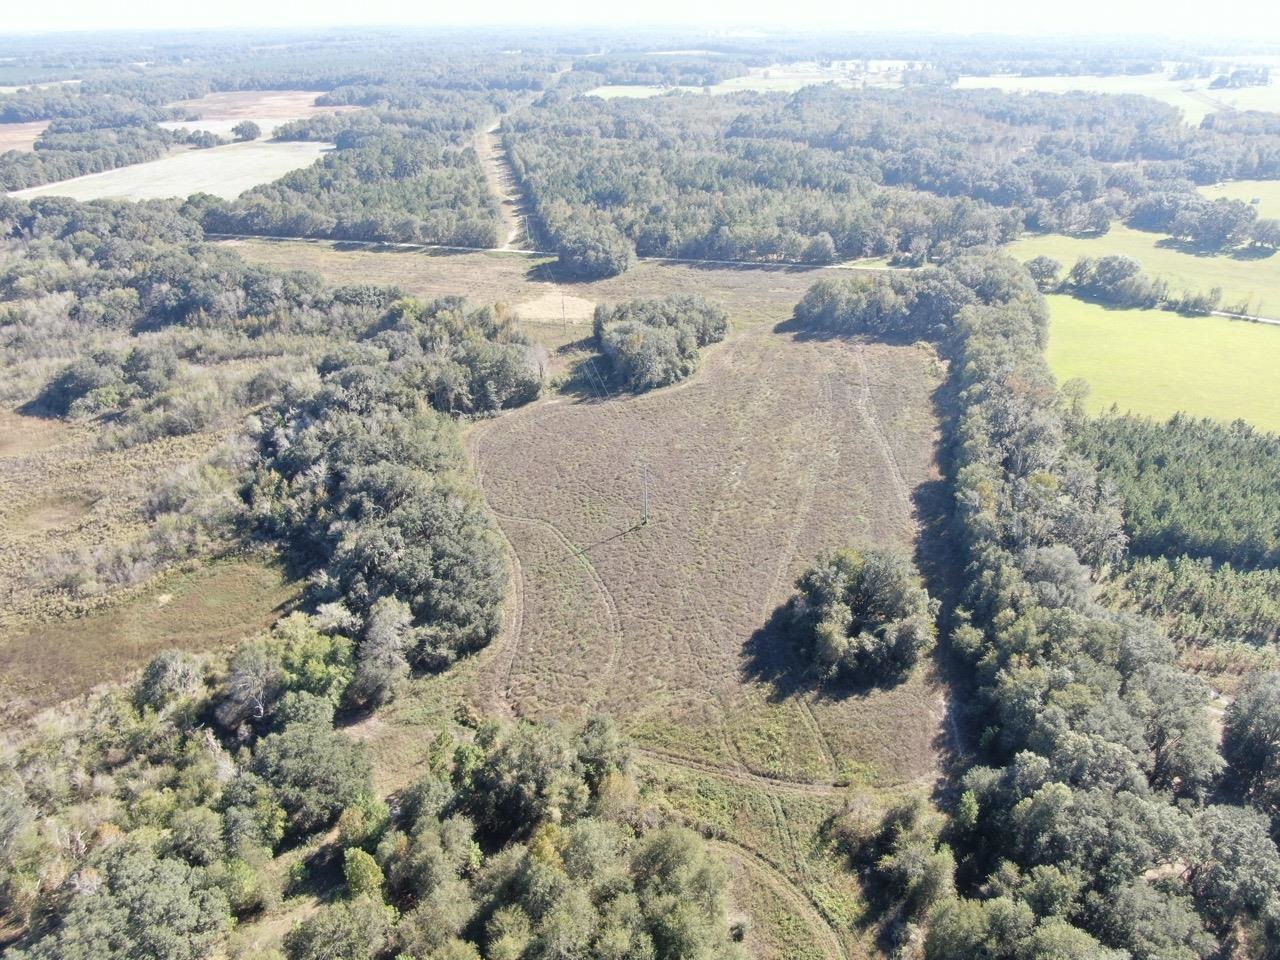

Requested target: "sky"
[{"left": 5, "top": 0, "right": 1280, "bottom": 40}]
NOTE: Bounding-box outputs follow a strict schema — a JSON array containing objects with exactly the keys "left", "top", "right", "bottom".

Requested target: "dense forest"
[
  {"left": 794, "top": 254, "right": 1280, "bottom": 958},
  {"left": 502, "top": 84, "right": 1280, "bottom": 276}
]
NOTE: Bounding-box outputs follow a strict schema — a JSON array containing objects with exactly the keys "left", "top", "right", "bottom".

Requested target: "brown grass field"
[
  {"left": 14, "top": 237, "right": 946, "bottom": 956},
  {"left": 0, "top": 556, "right": 295, "bottom": 722},
  {"left": 161, "top": 89, "right": 358, "bottom": 139},
  {"left": 0, "top": 410, "right": 300, "bottom": 719},
  {"left": 0, "top": 121, "right": 50, "bottom": 152},
  {"left": 231, "top": 236, "right": 951, "bottom": 957}
]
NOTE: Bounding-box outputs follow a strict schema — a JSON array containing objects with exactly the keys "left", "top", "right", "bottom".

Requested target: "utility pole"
[{"left": 641, "top": 463, "right": 650, "bottom": 526}]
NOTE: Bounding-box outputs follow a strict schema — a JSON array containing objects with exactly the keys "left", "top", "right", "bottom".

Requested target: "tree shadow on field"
[{"left": 742, "top": 604, "right": 908, "bottom": 704}]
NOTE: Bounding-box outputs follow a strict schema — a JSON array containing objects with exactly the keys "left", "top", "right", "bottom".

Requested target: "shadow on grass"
[
  {"left": 741, "top": 605, "right": 914, "bottom": 703},
  {"left": 1153, "top": 235, "right": 1278, "bottom": 261}
]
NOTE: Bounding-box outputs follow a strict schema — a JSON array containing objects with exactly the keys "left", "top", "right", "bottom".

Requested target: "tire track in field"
[
  {"left": 488, "top": 520, "right": 526, "bottom": 719},
  {"left": 636, "top": 746, "right": 843, "bottom": 797},
  {"left": 754, "top": 361, "right": 842, "bottom": 783},
  {"left": 851, "top": 341, "right": 913, "bottom": 523},
  {"left": 487, "top": 508, "right": 625, "bottom": 712},
  {"left": 707, "top": 839, "right": 849, "bottom": 960}
]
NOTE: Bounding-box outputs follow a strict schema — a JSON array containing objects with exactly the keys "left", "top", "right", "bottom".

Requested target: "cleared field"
[
  {"left": 955, "top": 71, "right": 1280, "bottom": 125},
  {"left": 293, "top": 244, "right": 948, "bottom": 956},
  {"left": 1006, "top": 223, "right": 1280, "bottom": 319},
  {"left": 1200, "top": 178, "right": 1280, "bottom": 221},
  {"left": 1044, "top": 294, "right": 1280, "bottom": 432},
  {"left": 587, "top": 61, "right": 901, "bottom": 99},
  {"left": 161, "top": 88, "right": 357, "bottom": 138},
  {"left": 0, "top": 557, "right": 296, "bottom": 721},
  {"left": 223, "top": 237, "right": 877, "bottom": 326},
  {"left": 9, "top": 140, "right": 332, "bottom": 200},
  {"left": 0, "top": 120, "right": 49, "bottom": 152}
]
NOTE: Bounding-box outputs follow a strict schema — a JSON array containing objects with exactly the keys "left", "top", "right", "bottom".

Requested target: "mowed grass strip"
[
  {"left": 955, "top": 72, "right": 1280, "bottom": 125},
  {"left": 1044, "top": 294, "right": 1280, "bottom": 432},
  {"left": 1006, "top": 222, "right": 1280, "bottom": 319},
  {"left": 9, "top": 140, "right": 332, "bottom": 201}
]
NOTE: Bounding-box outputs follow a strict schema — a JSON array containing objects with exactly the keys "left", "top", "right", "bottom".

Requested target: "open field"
[
  {"left": 0, "top": 410, "right": 300, "bottom": 721},
  {"left": 1006, "top": 222, "right": 1280, "bottom": 318},
  {"left": 0, "top": 121, "right": 49, "bottom": 152},
  {"left": 0, "top": 556, "right": 295, "bottom": 721},
  {"left": 161, "top": 88, "right": 357, "bottom": 138},
  {"left": 587, "top": 60, "right": 904, "bottom": 99},
  {"left": 286, "top": 245, "right": 949, "bottom": 956},
  {"left": 956, "top": 71, "right": 1280, "bottom": 125},
  {"left": 1200, "top": 178, "right": 1280, "bottom": 220},
  {"left": 1044, "top": 294, "right": 1280, "bottom": 432},
  {"left": 8, "top": 140, "right": 332, "bottom": 200},
  {"left": 223, "top": 237, "right": 886, "bottom": 326}
]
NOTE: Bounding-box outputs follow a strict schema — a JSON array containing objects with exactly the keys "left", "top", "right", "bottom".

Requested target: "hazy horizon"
[{"left": 4, "top": 0, "right": 1280, "bottom": 44}]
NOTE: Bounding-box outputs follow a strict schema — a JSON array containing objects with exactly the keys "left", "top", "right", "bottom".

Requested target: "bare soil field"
[
  {"left": 9, "top": 140, "right": 332, "bottom": 201},
  {"left": 0, "top": 120, "right": 50, "bottom": 152},
  {"left": 161, "top": 89, "right": 358, "bottom": 138}
]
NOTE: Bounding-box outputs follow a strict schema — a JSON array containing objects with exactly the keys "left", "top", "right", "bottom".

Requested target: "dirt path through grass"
[{"left": 477, "top": 120, "right": 528, "bottom": 250}]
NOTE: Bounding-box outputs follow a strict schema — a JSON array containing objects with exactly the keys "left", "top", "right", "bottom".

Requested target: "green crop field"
[
  {"left": 1044, "top": 294, "right": 1280, "bottom": 432},
  {"left": 1200, "top": 178, "right": 1280, "bottom": 220},
  {"left": 955, "top": 72, "right": 1280, "bottom": 125},
  {"left": 1007, "top": 222, "right": 1280, "bottom": 319},
  {"left": 9, "top": 139, "right": 332, "bottom": 201}
]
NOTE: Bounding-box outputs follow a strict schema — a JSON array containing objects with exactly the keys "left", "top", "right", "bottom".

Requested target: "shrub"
[{"left": 791, "top": 546, "right": 937, "bottom": 682}]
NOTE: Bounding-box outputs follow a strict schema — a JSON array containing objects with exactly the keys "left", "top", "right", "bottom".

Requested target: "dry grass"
[
  {"left": 9, "top": 141, "right": 332, "bottom": 201},
  {"left": 0, "top": 121, "right": 49, "bottom": 152},
  {"left": 0, "top": 411, "right": 222, "bottom": 625},
  {"left": 223, "top": 239, "right": 849, "bottom": 327},
  {"left": 465, "top": 324, "right": 946, "bottom": 788},
  {"left": 0, "top": 556, "right": 296, "bottom": 721},
  {"left": 161, "top": 88, "right": 358, "bottom": 139}
]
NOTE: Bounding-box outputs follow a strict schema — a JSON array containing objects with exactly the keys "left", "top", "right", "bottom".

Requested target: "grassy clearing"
[
  {"left": 1006, "top": 222, "right": 1280, "bottom": 318},
  {"left": 0, "top": 556, "right": 296, "bottom": 720},
  {"left": 0, "top": 121, "right": 49, "bottom": 152},
  {"left": 1199, "top": 178, "right": 1280, "bottom": 221},
  {"left": 223, "top": 237, "right": 866, "bottom": 327},
  {"left": 1044, "top": 294, "right": 1280, "bottom": 432},
  {"left": 8, "top": 140, "right": 332, "bottom": 201},
  {"left": 218, "top": 238, "right": 947, "bottom": 955},
  {"left": 160, "top": 88, "right": 357, "bottom": 139},
  {"left": 587, "top": 61, "right": 903, "bottom": 99},
  {"left": 0, "top": 413, "right": 226, "bottom": 625},
  {"left": 955, "top": 71, "right": 1280, "bottom": 125}
]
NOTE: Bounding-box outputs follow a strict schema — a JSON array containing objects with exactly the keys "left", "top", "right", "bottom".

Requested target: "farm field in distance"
[
  {"left": 1044, "top": 293, "right": 1280, "bottom": 431},
  {"left": 0, "top": 120, "right": 48, "bottom": 151},
  {"left": 955, "top": 70, "right": 1280, "bottom": 124},
  {"left": 8, "top": 139, "right": 332, "bottom": 200},
  {"left": 1199, "top": 177, "right": 1280, "bottom": 220},
  {"left": 160, "top": 88, "right": 357, "bottom": 138},
  {"left": 587, "top": 59, "right": 906, "bottom": 98},
  {"left": 1006, "top": 222, "right": 1280, "bottom": 318}
]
